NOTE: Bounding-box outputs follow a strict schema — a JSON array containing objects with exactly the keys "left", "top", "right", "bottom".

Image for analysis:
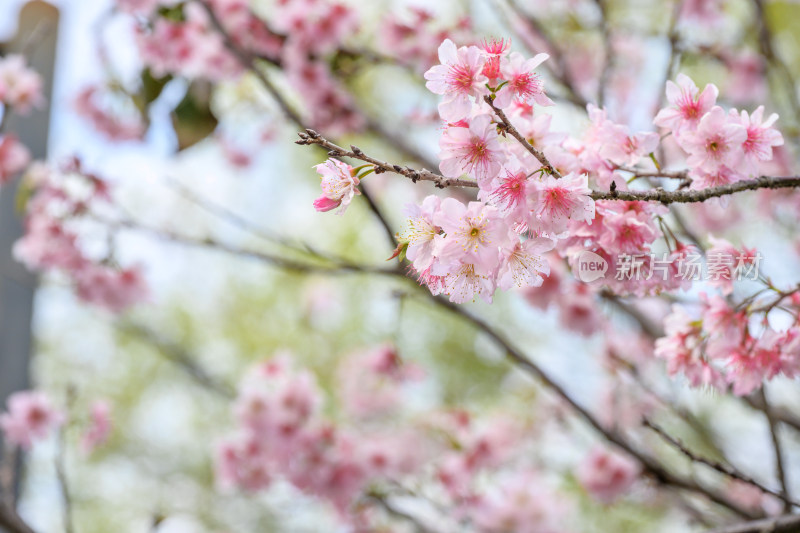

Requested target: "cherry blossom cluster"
[
  {"left": 215, "top": 351, "right": 425, "bottom": 519},
  {"left": 73, "top": 85, "right": 146, "bottom": 142},
  {"left": 309, "top": 37, "right": 787, "bottom": 307},
  {"left": 13, "top": 160, "right": 149, "bottom": 313},
  {"left": 378, "top": 8, "right": 473, "bottom": 73},
  {"left": 214, "top": 348, "right": 633, "bottom": 529},
  {"left": 0, "top": 391, "right": 111, "bottom": 454},
  {"left": 653, "top": 74, "right": 784, "bottom": 189},
  {"left": 656, "top": 280, "right": 800, "bottom": 395},
  {"left": 0, "top": 54, "right": 43, "bottom": 114},
  {"left": 124, "top": 0, "right": 362, "bottom": 135},
  {"left": 0, "top": 54, "right": 41, "bottom": 185}
]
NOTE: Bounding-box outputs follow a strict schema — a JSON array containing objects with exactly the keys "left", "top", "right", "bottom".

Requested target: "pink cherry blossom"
[
  {"left": 682, "top": 106, "right": 747, "bottom": 173},
  {"left": 402, "top": 195, "right": 442, "bottom": 271},
  {"left": 558, "top": 283, "right": 602, "bottom": 336},
  {"left": 313, "top": 158, "right": 360, "bottom": 214},
  {"left": 0, "top": 55, "right": 43, "bottom": 114},
  {"left": 576, "top": 447, "right": 640, "bottom": 504},
  {"left": 689, "top": 165, "right": 745, "bottom": 190},
  {"left": 443, "top": 262, "right": 498, "bottom": 303},
  {"left": 599, "top": 125, "right": 659, "bottom": 167},
  {"left": 81, "top": 400, "right": 112, "bottom": 454},
  {"left": 705, "top": 237, "right": 758, "bottom": 295},
  {"left": 598, "top": 210, "right": 658, "bottom": 254},
  {"left": 0, "top": 391, "right": 64, "bottom": 450},
  {"left": 732, "top": 106, "right": 784, "bottom": 175},
  {"left": 528, "top": 172, "right": 595, "bottom": 235},
  {"left": 74, "top": 265, "right": 149, "bottom": 313},
  {"left": 496, "top": 238, "right": 553, "bottom": 290},
  {"left": 480, "top": 37, "right": 510, "bottom": 80},
  {"left": 74, "top": 86, "right": 146, "bottom": 142},
  {"left": 472, "top": 471, "right": 566, "bottom": 533},
  {"left": 0, "top": 135, "right": 31, "bottom": 184},
  {"left": 424, "top": 39, "right": 488, "bottom": 122},
  {"left": 655, "top": 304, "right": 724, "bottom": 389},
  {"left": 654, "top": 74, "right": 718, "bottom": 138},
  {"left": 439, "top": 114, "right": 505, "bottom": 186},
  {"left": 434, "top": 198, "right": 509, "bottom": 271},
  {"left": 480, "top": 159, "right": 530, "bottom": 223},
  {"left": 494, "top": 51, "right": 552, "bottom": 109}
]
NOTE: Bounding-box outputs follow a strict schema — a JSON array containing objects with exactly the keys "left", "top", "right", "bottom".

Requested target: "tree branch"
[
  {"left": 117, "top": 322, "right": 235, "bottom": 399},
  {"left": 593, "top": 0, "right": 614, "bottom": 106},
  {"left": 705, "top": 513, "right": 800, "bottom": 533},
  {"left": 591, "top": 176, "right": 800, "bottom": 204},
  {"left": 644, "top": 418, "right": 799, "bottom": 508},
  {"left": 483, "top": 96, "right": 563, "bottom": 178},
  {"left": 415, "top": 294, "right": 760, "bottom": 519},
  {"left": 295, "top": 130, "right": 475, "bottom": 189},
  {"left": 757, "top": 389, "right": 792, "bottom": 513}
]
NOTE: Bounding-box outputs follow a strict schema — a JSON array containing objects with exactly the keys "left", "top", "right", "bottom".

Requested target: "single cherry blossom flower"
[
  {"left": 0, "top": 135, "right": 31, "bottom": 184},
  {"left": 439, "top": 114, "right": 505, "bottom": 186},
  {"left": 496, "top": 237, "right": 553, "bottom": 290},
  {"left": 682, "top": 106, "right": 746, "bottom": 173},
  {"left": 654, "top": 74, "right": 718, "bottom": 138},
  {"left": 576, "top": 447, "right": 640, "bottom": 504},
  {"left": 731, "top": 106, "right": 784, "bottom": 175},
  {"left": 494, "top": 51, "right": 552, "bottom": 109},
  {"left": 403, "top": 195, "right": 442, "bottom": 271},
  {"left": 528, "top": 172, "right": 595, "bottom": 235},
  {"left": 0, "top": 391, "right": 64, "bottom": 450},
  {"left": 434, "top": 198, "right": 509, "bottom": 271},
  {"left": 81, "top": 400, "right": 112, "bottom": 454},
  {"left": 312, "top": 158, "right": 360, "bottom": 214},
  {"left": 424, "top": 39, "right": 488, "bottom": 122}
]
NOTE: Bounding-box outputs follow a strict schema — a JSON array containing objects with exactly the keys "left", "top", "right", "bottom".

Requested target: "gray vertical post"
[{"left": 0, "top": 1, "right": 59, "bottom": 422}]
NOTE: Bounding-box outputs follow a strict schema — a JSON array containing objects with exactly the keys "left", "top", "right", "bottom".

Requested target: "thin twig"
[
  {"left": 92, "top": 212, "right": 406, "bottom": 280},
  {"left": 705, "top": 513, "right": 800, "bottom": 533},
  {"left": 118, "top": 322, "right": 235, "bottom": 399},
  {"left": 593, "top": 0, "right": 614, "bottom": 107},
  {"left": 411, "top": 293, "right": 760, "bottom": 519},
  {"left": 643, "top": 418, "right": 799, "bottom": 508},
  {"left": 366, "top": 490, "right": 439, "bottom": 533},
  {"left": 757, "top": 389, "right": 792, "bottom": 513},
  {"left": 483, "top": 96, "right": 563, "bottom": 178},
  {"left": 752, "top": 0, "right": 800, "bottom": 132},
  {"left": 295, "top": 130, "right": 475, "bottom": 189},
  {"left": 55, "top": 413, "right": 74, "bottom": 533},
  {"left": 591, "top": 176, "right": 800, "bottom": 204}
]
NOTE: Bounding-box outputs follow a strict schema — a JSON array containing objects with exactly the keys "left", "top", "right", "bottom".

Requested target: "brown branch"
[
  {"left": 744, "top": 394, "right": 800, "bottom": 434},
  {"left": 483, "top": 96, "right": 563, "bottom": 178},
  {"left": 591, "top": 176, "right": 800, "bottom": 203},
  {"left": 118, "top": 322, "right": 235, "bottom": 399},
  {"left": 366, "top": 490, "right": 439, "bottom": 533},
  {"left": 295, "top": 130, "right": 475, "bottom": 189},
  {"left": 706, "top": 513, "right": 800, "bottom": 533},
  {"left": 94, "top": 213, "right": 406, "bottom": 280},
  {"left": 752, "top": 0, "right": 800, "bottom": 132},
  {"left": 417, "top": 294, "right": 760, "bottom": 519},
  {"left": 593, "top": 0, "right": 614, "bottom": 107},
  {"left": 644, "top": 418, "right": 799, "bottom": 508},
  {"left": 55, "top": 412, "right": 74, "bottom": 533},
  {"left": 757, "top": 389, "right": 792, "bottom": 512}
]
